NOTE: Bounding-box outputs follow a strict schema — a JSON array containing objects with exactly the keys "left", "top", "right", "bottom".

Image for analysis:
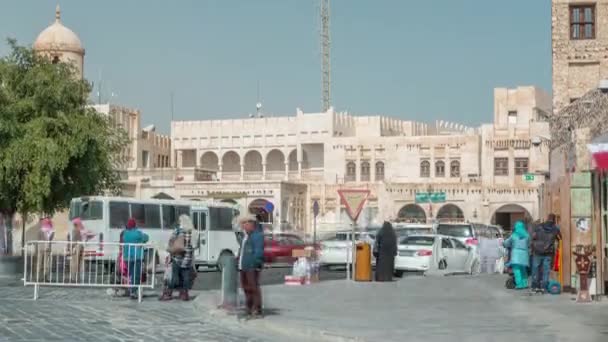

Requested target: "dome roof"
[{"left": 33, "top": 5, "right": 84, "bottom": 54}]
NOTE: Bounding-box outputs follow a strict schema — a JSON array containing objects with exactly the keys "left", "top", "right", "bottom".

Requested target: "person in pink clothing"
[
  {"left": 69, "top": 217, "right": 95, "bottom": 282},
  {"left": 36, "top": 218, "right": 55, "bottom": 282}
]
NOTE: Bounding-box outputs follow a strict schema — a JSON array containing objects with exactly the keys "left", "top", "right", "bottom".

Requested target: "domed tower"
[{"left": 33, "top": 5, "right": 85, "bottom": 79}]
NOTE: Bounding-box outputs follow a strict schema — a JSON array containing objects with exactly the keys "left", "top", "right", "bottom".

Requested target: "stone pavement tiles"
[
  {"left": 199, "top": 274, "right": 608, "bottom": 342},
  {"left": 0, "top": 284, "right": 283, "bottom": 342}
]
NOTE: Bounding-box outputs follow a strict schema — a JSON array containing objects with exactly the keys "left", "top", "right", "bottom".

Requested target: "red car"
[{"left": 264, "top": 233, "right": 319, "bottom": 264}]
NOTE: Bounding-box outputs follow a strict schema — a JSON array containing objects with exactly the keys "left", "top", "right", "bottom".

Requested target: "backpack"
[{"left": 532, "top": 225, "right": 558, "bottom": 255}]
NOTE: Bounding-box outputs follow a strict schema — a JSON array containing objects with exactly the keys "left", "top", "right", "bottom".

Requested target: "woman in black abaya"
[{"left": 374, "top": 221, "right": 398, "bottom": 281}]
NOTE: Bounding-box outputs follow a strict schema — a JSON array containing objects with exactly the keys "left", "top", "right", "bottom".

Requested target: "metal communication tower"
[{"left": 321, "top": 0, "right": 331, "bottom": 112}]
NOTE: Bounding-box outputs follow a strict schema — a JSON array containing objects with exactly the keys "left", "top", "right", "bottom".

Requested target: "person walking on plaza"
[
  {"left": 374, "top": 221, "right": 398, "bottom": 282},
  {"left": 121, "top": 218, "right": 149, "bottom": 299},
  {"left": 36, "top": 218, "right": 55, "bottom": 282},
  {"left": 502, "top": 221, "right": 530, "bottom": 289},
  {"left": 237, "top": 213, "right": 265, "bottom": 318},
  {"left": 159, "top": 214, "right": 198, "bottom": 301},
  {"left": 69, "top": 217, "right": 94, "bottom": 283},
  {"left": 531, "top": 214, "right": 561, "bottom": 293}
]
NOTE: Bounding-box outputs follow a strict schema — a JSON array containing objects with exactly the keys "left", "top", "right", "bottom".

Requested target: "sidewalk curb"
[{"left": 192, "top": 290, "right": 363, "bottom": 342}]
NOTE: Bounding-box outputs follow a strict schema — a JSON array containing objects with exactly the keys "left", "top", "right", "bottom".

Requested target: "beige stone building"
[
  {"left": 124, "top": 86, "right": 551, "bottom": 235},
  {"left": 553, "top": 0, "right": 608, "bottom": 113}
]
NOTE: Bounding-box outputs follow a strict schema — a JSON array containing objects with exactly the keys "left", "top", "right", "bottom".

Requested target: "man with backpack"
[{"left": 531, "top": 214, "right": 561, "bottom": 293}]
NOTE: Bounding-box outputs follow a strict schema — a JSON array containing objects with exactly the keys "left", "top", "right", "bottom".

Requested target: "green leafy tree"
[{"left": 0, "top": 39, "right": 128, "bottom": 255}]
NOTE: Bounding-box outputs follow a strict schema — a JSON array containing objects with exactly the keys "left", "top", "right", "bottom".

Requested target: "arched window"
[
  {"left": 375, "top": 161, "right": 385, "bottom": 181},
  {"left": 361, "top": 161, "right": 370, "bottom": 181},
  {"left": 450, "top": 160, "right": 460, "bottom": 177},
  {"left": 346, "top": 162, "right": 356, "bottom": 182},
  {"left": 420, "top": 160, "right": 430, "bottom": 178},
  {"left": 435, "top": 161, "right": 445, "bottom": 177}
]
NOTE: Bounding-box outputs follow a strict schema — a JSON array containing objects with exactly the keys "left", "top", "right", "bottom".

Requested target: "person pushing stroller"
[{"left": 502, "top": 221, "right": 530, "bottom": 289}]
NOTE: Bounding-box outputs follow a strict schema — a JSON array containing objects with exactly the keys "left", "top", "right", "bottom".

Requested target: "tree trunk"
[
  {"left": 0, "top": 212, "right": 15, "bottom": 256},
  {"left": 21, "top": 212, "right": 26, "bottom": 258}
]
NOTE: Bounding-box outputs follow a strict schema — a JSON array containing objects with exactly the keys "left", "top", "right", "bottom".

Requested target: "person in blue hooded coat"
[{"left": 502, "top": 221, "right": 530, "bottom": 289}]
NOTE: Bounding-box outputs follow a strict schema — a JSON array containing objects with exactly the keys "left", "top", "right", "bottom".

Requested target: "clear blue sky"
[{"left": 0, "top": 0, "right": 551, "bottom": 133}]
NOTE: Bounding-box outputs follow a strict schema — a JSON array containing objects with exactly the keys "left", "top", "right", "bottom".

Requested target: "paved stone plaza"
[
  {"left": 2, "top": 275, "right": 608, "bottom": 342},
  {"left": 200, "top": 274, "right": 608, "bottom": 342},
  {"left": 0, "top": 279, "right": 279, "bottom": 342}
]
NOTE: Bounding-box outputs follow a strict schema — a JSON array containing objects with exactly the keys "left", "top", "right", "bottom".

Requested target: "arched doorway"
[
  {"left": 221, "top": 151, "right": 240, "bottom": 173},
  {"left": 436, "top": 204, "right": 465, "bottom": 222},
  {"left": 492, "top": 204, "right": 532, "bottom": 232},
  {"left": 396, "top": 204, "right": 427, "bottom": 223},
  {"left": 266, "top": 149, "right": 285, "bottom": 171},
  {"left": 200, "top": 151, "right": 219, "bottom": 171},
  {"left": 248, "top": 199, "right": 274, "bottom": 223}
]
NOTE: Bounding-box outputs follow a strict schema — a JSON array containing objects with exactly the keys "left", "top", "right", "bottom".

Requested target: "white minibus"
[{"left": 68, "top": 196, "right": 239, "bottom": 270}]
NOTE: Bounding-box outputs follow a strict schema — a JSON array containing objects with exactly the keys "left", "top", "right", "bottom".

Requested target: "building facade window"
[
  {"left": 420, "top": 160, "right": 430, "bottom": 178},
  {"left": 494, "top": 157, "right": 509, "bottom": 176},
  {"left": 450, "top": 160, "right": 460, "bottom": 177},
  {"left": 514, "top": 158, "right": 529, "bottom": 175},
  {"left": 508, "top": 111, "right": 517, "bottom": 125},
  {"left": 360, "top": 161, "right": 371, "bottom": 181},
  {"left": 375, "top": 161, "right": 385, "bottom": 181},
  {"left": 435, "top": 160, "right": 445, "bottom": 177},
  {"left": 570, "top": 5, "right": 595, "bottom": 40},
  {"left": 346, "top": 161, "right": 356, "bottom": 182}
]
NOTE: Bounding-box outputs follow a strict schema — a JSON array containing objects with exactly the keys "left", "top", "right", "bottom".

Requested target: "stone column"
[
  {"left": 356, "top": 147, "right": 361, "bottom": 182},
  {"left": 217, "top": 164, "right": 223, "bottom": 181},
  {"left": 240, "top": 164, "right": 245, "bottom": 181},
  {"left": 177, "top": 150, "right": 183, "bottom": 169},
  {"left": 371, "top": 156, "right": 376, "bottom": 182},
  {"left": 284, "top": 162, "right": 289, "bottom": 181},
  {"left": 262, "top": 163, "right": 267, "bottom": 180}
]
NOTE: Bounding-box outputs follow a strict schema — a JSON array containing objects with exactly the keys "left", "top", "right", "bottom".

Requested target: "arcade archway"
[
  {"left": 396, "top": 204, "right": 427, "bottom": 223},
  {"left": 436, "top": 204, "right": 465, "bottom": 222},
  {"left": 492, "top": 204, "right": 531, "bottom": 232}
]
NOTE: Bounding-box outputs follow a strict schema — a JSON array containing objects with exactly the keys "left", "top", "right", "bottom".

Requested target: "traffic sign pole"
[{"left": 337, "top": 189, "right": 370, "bottom": 281}]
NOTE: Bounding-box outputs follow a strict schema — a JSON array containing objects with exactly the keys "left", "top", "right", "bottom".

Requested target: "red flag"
[{"left": 553, "top": 247, "right": 560, "bottom": 272}]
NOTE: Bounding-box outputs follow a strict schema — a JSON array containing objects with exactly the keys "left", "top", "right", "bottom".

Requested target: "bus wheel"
[{"left": 217, "top": 251, "right": 234, "bottom": 271}]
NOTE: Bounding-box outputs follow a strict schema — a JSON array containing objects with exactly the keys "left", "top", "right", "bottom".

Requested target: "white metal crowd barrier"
[{"left": 23, "top": 241, "right": 156, "bottom": 302}]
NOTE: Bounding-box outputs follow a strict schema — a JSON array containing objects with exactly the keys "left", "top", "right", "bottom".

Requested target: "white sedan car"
[
  {"left": 319, "top": 231, "right": 376, "bottom": 267},
  {"left": 394, "top": 234, "right": 480, "bottom": 276}
]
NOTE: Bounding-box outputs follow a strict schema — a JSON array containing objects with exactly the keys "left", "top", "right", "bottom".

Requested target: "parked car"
[
  {"left": 263, "top": 233, "right": 317, "bottom": 264},
  {"left": 318, "top": 230, "right": 376, "bottom": 267},
  {"left": 435, "top": 222, "right": 504, "bottom": 251},
  {"left": 394, "top": 234, "right": 480, "bottom": 277},
  {"left": 435, "top": 222, "right": 504, "bottom": 272},
  {"left": 393, "top": 223, "right": 434, "bottom": 238}
]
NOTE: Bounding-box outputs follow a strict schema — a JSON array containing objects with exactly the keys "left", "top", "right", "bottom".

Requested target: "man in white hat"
[{"left": 236, "top": 213, "right": 264, "bottom": 318}]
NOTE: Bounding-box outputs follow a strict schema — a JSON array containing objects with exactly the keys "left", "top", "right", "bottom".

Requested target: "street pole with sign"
[
  {"left": 313, "top": 200, "right": 319, "bottom": 249},
  {"left": 337, "top": 189, "right": 370, "bottom": 281}
]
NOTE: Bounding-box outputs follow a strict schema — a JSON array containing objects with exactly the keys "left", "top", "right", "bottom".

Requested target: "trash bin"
[{"left": 355, "top": 242, "right": 372, "bottom": 281}]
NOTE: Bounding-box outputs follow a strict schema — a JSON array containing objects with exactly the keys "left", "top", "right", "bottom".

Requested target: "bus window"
[
  {"left": 110, "top": 201, "right": 130, "bottom": 229},
  {"left": 131, "top": 203, "right": 161, "bottom": 229},
  {"left": 200, "top": 212, "right": 207, "bottom": 231},
  {"left": 209, "top": 207, "right": 234, "bottom": 231},
  {"left": 69, "top": 201, "right": 80, "bottom": 220},
  {"left": 80, "top": 201, "right": 103, "bottom": 220},
  {"left": 177, "top": 206, "right": 190, "bottom": 218},
  {"left": 70, "top": 200, "right": 103, "bottom": 220},
  {"left": 162, "top": 205, "right": 177, "bottom": 229}
]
